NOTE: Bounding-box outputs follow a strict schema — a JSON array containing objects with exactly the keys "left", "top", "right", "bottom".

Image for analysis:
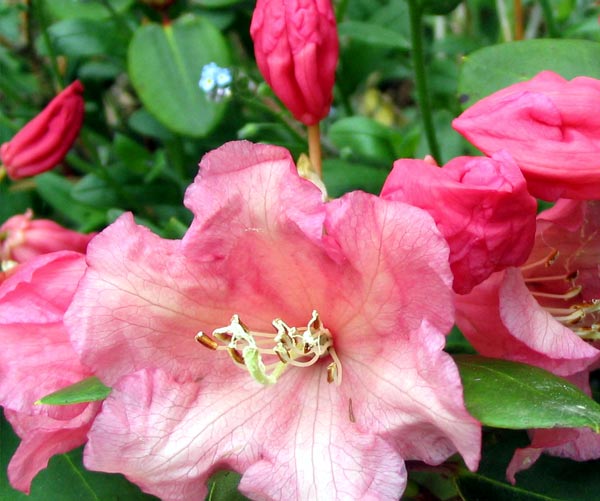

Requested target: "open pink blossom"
[
  {"left": 66, "top": 140, "right": 480, "bottom": 500},
  {"left": 381, "top": 150, "right": 537, "bottom": 294},
  {"left": 455, "top": 199, "right": 600, "bottom": 377},
  {"left": 0, "top": 209, "right": 95, "bottom": 264},
  {"left": 0, "top": 251, "right": 100, "bottom": 493},
  {"left": 453, "top": 71, "right": 600, "bottom": 200}
]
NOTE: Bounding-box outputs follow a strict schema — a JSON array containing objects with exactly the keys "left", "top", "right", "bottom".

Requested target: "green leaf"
[
  {"left": 1, "top": 409, "right": 157, "bottom": 500},
  {"left": 458, "top": 39, "right": 600, "bottom": 108},
  {"left": 45, "top": 18, "right": 127, "bottom": 58},
  {"left": 45, "top": 0, "right": 133, "bottom": 20},
  {"left": 128, "top": 15, "right": 230, "bottom": 137},
  {"left": 35, "top": 172, "right": 106, "bottom": 232},
  {"left": 206, "top": 471, "right": 247, "bottom": 501},
  {"left": 322, "top": 159, "right": 389, "bottom": 197},
  {"left": 456, "top": 355, "right": 600, "bottom": 431},
  {"left": 328, "top": 117, "right": 401, "bottom": 165},
  {"left": 337, "top": 21, "right": 410, "bottom": 49},
  {"left": 36, "top": 376, "right": 111, "bottom": 406}
]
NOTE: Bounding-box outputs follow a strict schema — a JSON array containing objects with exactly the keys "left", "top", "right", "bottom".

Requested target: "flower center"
[
  {"left": 523, "top": 249, "right": 600, "bottom": 340},
  {"left": 195, "top": 310, "right": 342, "bottom": 386}
]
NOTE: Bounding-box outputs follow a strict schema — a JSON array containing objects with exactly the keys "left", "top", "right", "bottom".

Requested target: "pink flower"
[
  {"left": 0, "top": 209, "right": 96, "bottom": 264},
  {"left": 65, "top": 141, "right": 480, "bottom": 500},
  {"left": 455, "top": 199, "right": 600, "bottom": 377},
  {"left": 381, "top": 151, "right": 537, "bottom": 294},
  {"left": 0, "top": 81, "right": 85, "bottom": 179},
  {"left": 0, "top": 251, "right": 100, "bottom": 493},
  {"left": 250, "top": 0, "right": 338, "bottom": 125},
  {"left": 453, "top": 71, "right": 600, "bottom": 200}
]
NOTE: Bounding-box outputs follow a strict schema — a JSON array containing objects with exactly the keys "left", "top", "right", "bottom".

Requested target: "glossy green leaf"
[
  {"left": 36, "top": 377, "right": 111, "bottom": 406},
  {"left": 1, "top": 410, "right": 157, "bottom": 500},
  {"left": 456, "top": 356, "right": 600, "bottom": 431},
  {"left": 458, "top": 39, "right": 600, "bottom": 108},
  {"left": 128, "top": 15, "right": 230, "bottom": 137}
]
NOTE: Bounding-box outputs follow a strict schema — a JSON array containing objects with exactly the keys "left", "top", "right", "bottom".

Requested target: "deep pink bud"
[
  {"left": 381, "top": 151, "right": 538, "bottom": 294},
  {"left": 453, "top": 71, "right": 600, "bottom": 201},
  {"left": 0, "top": 209, "right": 96, "bottom": 264},
  {"left": 0, "top": 81, "right": 85, "bottom": 179},
  {"left": 250, "top": 0, "right": 338, "bottom": 125}
]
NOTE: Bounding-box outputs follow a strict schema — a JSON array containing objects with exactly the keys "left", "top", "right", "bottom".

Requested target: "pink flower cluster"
[{"left": 1, "top": 54, "right": 600, "bottom": 501}]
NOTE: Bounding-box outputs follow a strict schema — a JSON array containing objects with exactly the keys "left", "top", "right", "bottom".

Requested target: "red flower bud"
[
  {"left": 0, "top": 209, "right": 96, "bottom": 264},
  {"left": 0, "top": 81, "right": 85, "bottom": 179},
  {"left": 250, "top": 0, "right": 338, "bottom": 125}
]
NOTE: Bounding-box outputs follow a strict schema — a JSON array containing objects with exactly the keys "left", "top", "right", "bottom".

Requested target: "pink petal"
[
  {"left": 381, "top": 151, "right": 537, "bottom": 294},
  {"left": 0, "top": 251, "right": 99, "bottom": 492},
  {"left": 85, "top": 368, "right": 407, "bottom": 501},
  {"left": 455, "top": 269, "right": 599, "bottom": 376}
]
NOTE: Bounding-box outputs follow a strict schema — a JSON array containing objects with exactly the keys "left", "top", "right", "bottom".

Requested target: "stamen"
[
  {"left": 520, "top": 249, "right": 559, "bottom": 271},
  {"left": 195, "top": 310, "right": 342, "bottom": 386},
  {"left": 524, "top": 271, "right": 578, "bottom": 284},
  {"left": 195, "top": 332, "right": 218, "bottom": 350},
  {"left": 530, "top": 286, "right": 582, "bottom": 300}
]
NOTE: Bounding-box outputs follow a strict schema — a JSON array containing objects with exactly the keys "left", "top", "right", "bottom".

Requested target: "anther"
[{"left": 195, "top": 332, "right": 218, "bottom": 350}]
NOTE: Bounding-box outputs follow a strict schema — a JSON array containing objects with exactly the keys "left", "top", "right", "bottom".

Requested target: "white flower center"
[{"left": 195, "top": 310, "right": 342, "bottom": 385}]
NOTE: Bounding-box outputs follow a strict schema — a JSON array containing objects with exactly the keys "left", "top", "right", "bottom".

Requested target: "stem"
[
  {"left": 514, "top": 0, "right": 523, "bottom": 40},
  {"left": 539, "top": 0, "right": 559, "bottom": 38},
  {"left": 407, "top": 0, "right": 441, "bottom": 163},
  {"left": 239, "top": 95, "right": 306, "bottom": 144},
  {"left": 34, "top": 0, "right": 64, "bottom": 90},
  {"left": 307, "top": 123, "right": 322, "bottom": 178},
  {"left": 495, "top": 0, "right": 512, "bottom": 41}
]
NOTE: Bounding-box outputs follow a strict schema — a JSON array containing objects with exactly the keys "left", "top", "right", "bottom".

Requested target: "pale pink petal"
[
  {"left": 85, "top": 368, "right": 407, "bottom": 501},
  {"left": 341, "top": 320, "right": 481, "bottom": 471}
]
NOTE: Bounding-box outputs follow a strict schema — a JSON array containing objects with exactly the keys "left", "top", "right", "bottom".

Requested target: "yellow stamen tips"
[{"left": 195, "top": 310, "right": 342, "bottom": 386}]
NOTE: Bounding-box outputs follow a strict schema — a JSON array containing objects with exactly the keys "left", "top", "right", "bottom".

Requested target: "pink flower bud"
[
  {"left": 0, "top": 209, "right": 95, "bottom": 264},
  {"left": 0, "top": 81, "right": 85, "bottom": 179},
  {"left": 381, "top": 151, "right": 538, "bottom": 294},
  {"left": 453, "top": 71, "right": 600, "bottom": 201},
  {"left": 250, "top": 0, "right": 338, "bottom": 125}
]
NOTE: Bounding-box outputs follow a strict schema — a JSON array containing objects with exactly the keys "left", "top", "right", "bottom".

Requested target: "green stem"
[
  {"left": 538, "top": 0, "right": 559, "bottom": 38},
  {"left": 239, "top": 95, "right": 306, "bottom": 144},
  {"left": 407, "top": 0, "right": 441, "bottom": 163},
  {"left": 95, "top": 0, "right": 133, "bottom": 36},
  {"left": 34, "top": 0, "right": 64, "bottom": 90}
]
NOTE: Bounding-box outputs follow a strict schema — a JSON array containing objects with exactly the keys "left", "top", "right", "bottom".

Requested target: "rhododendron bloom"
[
  {"left": 381, "top": 151, "right": 537, "bottom": 294},
  {"left": 0, "top": 251, "right": 99, "bottom": 492},
  {"left": 0, "top": 209, "right": 95, "bottom": 264},
  {"left": 66, "top": 141, "right": 480, "bottom": 500},
  {"left": 250, "top": 0, "right": 338, "bottom": 125},
  {"left": 453, "top": 71, "right": 600, "bottom": 200},
  {"left": 0, "top": 81, "right": 85, "bottom": 179},
  {"left": 455, "top": 199, "right": 600, "bottom": 377}
]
